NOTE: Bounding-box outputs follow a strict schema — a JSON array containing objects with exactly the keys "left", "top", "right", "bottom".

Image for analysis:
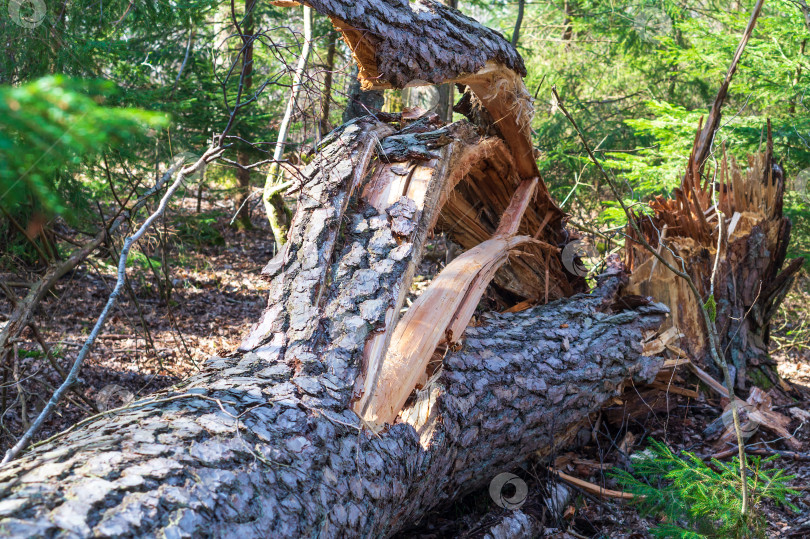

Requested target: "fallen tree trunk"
[
  {"left": 0, "top": 268, "right": 664, "bottom": 537},
  {"left": 0, "top": 2, "right": 668, "bottom": 535},
  {"left": 0, "top": 297, "right": 664, "bottom": 535},
  {"left": 0, "top": 115, "right": 666, "bottom": 536}
]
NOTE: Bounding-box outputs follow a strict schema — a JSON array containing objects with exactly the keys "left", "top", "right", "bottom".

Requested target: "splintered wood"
[
  {"left": 434, "top": 140, "right": 572, "bottom": 301},
  {"left": 626, "top": 123, "right": 803, "bottom": 383},
  {"left": 351, "top": 119, "right": 569, "bottom": 429},
  {"left": 710, "top": 387, "right": 802, "bottom": 452},
  {"left": 358, "top": 235, "right": 533, "bottom": 429},
  {"left": 357, "top": 179, "right": 539, "bottom": 429}
]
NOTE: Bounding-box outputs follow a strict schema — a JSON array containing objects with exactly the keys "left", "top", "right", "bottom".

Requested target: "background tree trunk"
[
  {"left": 512, "top": 0, "right": 525, "bottom": 47},
  {"left": 235, "top": 0, "right": 257, "bottom": 230},
  {"left": 263, "top": 5, "right": 314, "bottom": 248},
  {"left": 318, "top": 28, "right": 338, "bottom": 136}
]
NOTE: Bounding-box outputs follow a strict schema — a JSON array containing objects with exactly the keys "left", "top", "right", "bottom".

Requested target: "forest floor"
[
  {"left": 0, "top": 195, "right": 272, "bottom": 451},
  {"left": 0, "top": 197, "right": 808, "bottom": 537}
]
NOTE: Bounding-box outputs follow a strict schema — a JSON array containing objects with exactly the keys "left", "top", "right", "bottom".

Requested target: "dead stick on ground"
[
  {"left": 712, "top": 445, "right": 810, "bottom": 462},
  {"left": 548, "top": 468, "right": 637, "bottom": 500}
]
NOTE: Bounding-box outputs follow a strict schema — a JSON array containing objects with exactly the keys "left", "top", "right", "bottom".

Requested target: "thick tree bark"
[
  {"left": 307, "top": 0, "right": 524, "bottom": 88},
  {"left": 481, "top": 510, "right": 539, "bottom": 539},
  {"left": 0, "top": 115, "right": 666, "bottom": 537}
]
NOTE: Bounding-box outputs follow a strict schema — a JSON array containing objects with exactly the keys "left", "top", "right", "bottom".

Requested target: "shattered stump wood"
[
  {"left": 626, "top": 124, "right": 804, "bottom": 387},
  {"left": 0, "top": 117, "right": 667, "bottom": 537}
]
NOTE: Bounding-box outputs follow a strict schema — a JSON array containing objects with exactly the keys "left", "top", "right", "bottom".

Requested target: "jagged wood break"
[
  {"left": 282, "top": 0, "right": 582, "bottom": 302},
  {"left": 626, "top": 122, "right": 803, "bottom": 388}
]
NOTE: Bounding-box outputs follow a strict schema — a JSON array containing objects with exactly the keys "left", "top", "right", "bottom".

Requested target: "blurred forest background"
[{"left": 0, "top": 0, "right": 809, "bottom": 529}]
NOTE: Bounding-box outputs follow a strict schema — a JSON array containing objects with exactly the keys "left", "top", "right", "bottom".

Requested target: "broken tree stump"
[{"left": 626, "top": 123, "right": 804, "bottom": 388}]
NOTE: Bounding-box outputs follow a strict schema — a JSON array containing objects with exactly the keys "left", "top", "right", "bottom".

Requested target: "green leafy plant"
[
  {"left": 612, "top": 440, "right": 798, "bottom": 538},
  {"left": 174, "top": 212, "right": 226, "bottom": 247},
  {"left": 126, "top": 250, "right": 162, "bottom": 270},
  {"left": 0, "top": 76, "right": 167, "bottom": 216}
]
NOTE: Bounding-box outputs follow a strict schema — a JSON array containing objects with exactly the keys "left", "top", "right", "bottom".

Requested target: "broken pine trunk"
[
  {"left": 0, "top": 117, "right": 666, "bottom": 537},
  {"left": 0, "top": 1, "right": 667, "bottom": 535}
]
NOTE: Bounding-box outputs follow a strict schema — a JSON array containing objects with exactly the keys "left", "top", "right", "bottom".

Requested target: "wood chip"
[{"left": 647, "top": 382, "right": 700, "bottom": 399}]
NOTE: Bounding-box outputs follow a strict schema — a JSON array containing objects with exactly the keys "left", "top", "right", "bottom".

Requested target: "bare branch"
[{"left": 2, "top": 148, "right": 224, "bottom": 464}]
